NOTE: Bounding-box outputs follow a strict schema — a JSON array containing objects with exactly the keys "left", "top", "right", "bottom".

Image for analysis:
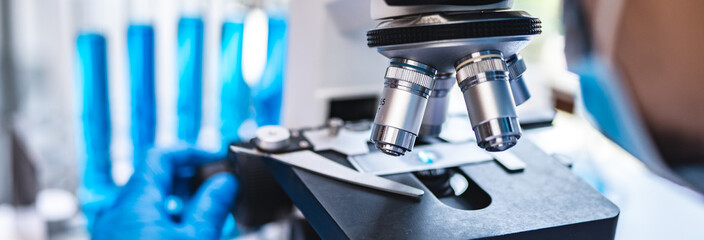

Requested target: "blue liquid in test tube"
[
  {"left": 75, "top": 32, "right": 117, "bottom": 225},
  {"left": 219, "top": 21, "right": 249, "bottom": 146},
  {"left": 127, "top": 24, "right": 156, "bottom": 164},
  {"left": 177, "top": 17, "right": 204, "bottom": 144},
  {"left": 253, "top": 17, "right": 287, "bottom": 126}
]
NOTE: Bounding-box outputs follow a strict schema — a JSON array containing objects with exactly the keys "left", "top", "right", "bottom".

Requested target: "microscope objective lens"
[
  {"left": 370, "top": 58, "right": 437, "bottom": 156},
  {"left": 506, "top": 54, "right": 531, "bottom": 105},
  {"left": 455, "top": 50, "right": 521, "bottom": 152},
  {"left": 420, "top": 73, "right": 455, "bottom": 137}
]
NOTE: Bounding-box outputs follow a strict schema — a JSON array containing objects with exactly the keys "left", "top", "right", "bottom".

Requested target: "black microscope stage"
[{"left": 226, "top": 132, "right": 619, "bottom": 240}]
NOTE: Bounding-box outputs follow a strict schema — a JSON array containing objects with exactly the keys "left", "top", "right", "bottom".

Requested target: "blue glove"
[{"left": 92, "top": 147, "right": 238, "bottom": 239}]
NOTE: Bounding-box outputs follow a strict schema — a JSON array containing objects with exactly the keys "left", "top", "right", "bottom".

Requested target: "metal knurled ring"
[
  {"left": 385, "top": 66, "right": 434, "bottom": 89},
  {"left": 456, "top": 58, "right": 507, "bottom": 84},
  {"left": 507, "top": 56, "right": 527, "bottom": 80}
]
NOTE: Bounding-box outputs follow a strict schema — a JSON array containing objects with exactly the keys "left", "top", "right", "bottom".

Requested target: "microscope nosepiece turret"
[{"left": 367, "top": 10, "right": 541, "bottom": 156}]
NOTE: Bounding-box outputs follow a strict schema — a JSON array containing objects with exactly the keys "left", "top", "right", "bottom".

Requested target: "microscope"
[
  {"left": 368, "top": 0, "right": 536, "bottom": 156},
  {"left": 216, "top": 1, "right": 619, "bottom": 239}
]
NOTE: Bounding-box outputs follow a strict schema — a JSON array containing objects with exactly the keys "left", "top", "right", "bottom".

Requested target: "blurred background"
[{"left": 1, "top": 0, "right": 703, "bottom": 239}]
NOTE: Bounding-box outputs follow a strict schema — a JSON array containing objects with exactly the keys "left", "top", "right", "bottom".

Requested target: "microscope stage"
[{"left": 257, "top": 139, "right": 618, "bottom": 239}]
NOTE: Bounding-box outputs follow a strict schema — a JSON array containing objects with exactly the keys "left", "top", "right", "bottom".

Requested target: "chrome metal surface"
[
  {"left": 377, "top": 36, "right": 532, "bottom": 73},
  {"left": 371, "top": 58, "right": 436, "bottom": 156},
  {"left": 456, "top": 50, "right": 508, "bottom": 87},
  {"left": 304, "top": 126, "right": 371, "bottom": 156},
  {"left": 455, "top": 51, "right": 521, "bottom": 151},
  {"left": 327, "top": 118, "right": 344, "bottom": 137},
  {"left": 370, "top": 0, "right": 513, "bottom": 20},
  {"left": 506, "top": 54, "right": 530, "bottom": 105},
  {"left": 385, "top": 69, "right": 434, "bottom": 97},
  {"left": 430, "top": 73, "right": 456, "bottom": 96},
  {"left": 230, "top": 145, "right": 425, "bottom": 198},
  {"left": 348, "top": 142, "right": 494, "bottom": 176},
  {"left": 458, "top": 78, "right": 516, "bottom": 121},
  {"left": 419, "top": 124, "right": 443, "bottom": 137},
  {"left": 506, "top": 54, "right": 527, "bottom": 80},
  {"left": 389, "top": 57, "right": 437, "bottom": 75},
  {"left": 474, "top": 117, "right": 521, "bottom": 151},
  {"left": 370, "top": 124, "right": 417, "bottom": 156},
  {"left": 374, "top": 83, "right": 430, "bottom": 131},
  {"left": 420, "top": 74, "right": 455, "bottom": 137},
  {"left": 372, "top": 11, "right": 539, "bottom": 73},
  {"left": 509, "top": 75, "right": 530, "bottom": 106},
  {"left": 253, "top": 125, "right": 291, "bottom": 151},
  {"left": 369, "top": 11, "right": 537, "bottom": 154},
  {"left": 375, "top": 10, "right": 531, "bottom": 29}
]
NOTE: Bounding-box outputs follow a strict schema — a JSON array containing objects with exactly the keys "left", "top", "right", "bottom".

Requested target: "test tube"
[
  {"left": 219, "top": 0, "right": 249, "bottom": 146},
  {"left": 127, "top": 0, "right": 156, "bottom": 164},
  {"left": 74, "top": 0, "right": 116, "bottom": 228},
  {"left": 252, "top": 0, "right": 288, "bottom": 126},
  {"left": 177, "top": 0, "right": 206, "bottom": 144}
]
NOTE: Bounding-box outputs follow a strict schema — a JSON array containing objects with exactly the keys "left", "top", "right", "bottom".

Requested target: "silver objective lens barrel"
[
  {"left": 419, "top": 74, "right": 455, "bottom": 137},
  {"left": 371, "top": 58, "right": 437, "bottom": 156},
  {"left": 506, "top": 54, "right": 531, "bottom": 105},
  {"left": 455, "top": 50, "right": 521, "bottom": 152}
]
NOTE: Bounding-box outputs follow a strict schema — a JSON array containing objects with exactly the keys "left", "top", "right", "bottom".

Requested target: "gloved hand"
[{"left": 92, "top": 147, "right": 238, "bottom": 239}]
